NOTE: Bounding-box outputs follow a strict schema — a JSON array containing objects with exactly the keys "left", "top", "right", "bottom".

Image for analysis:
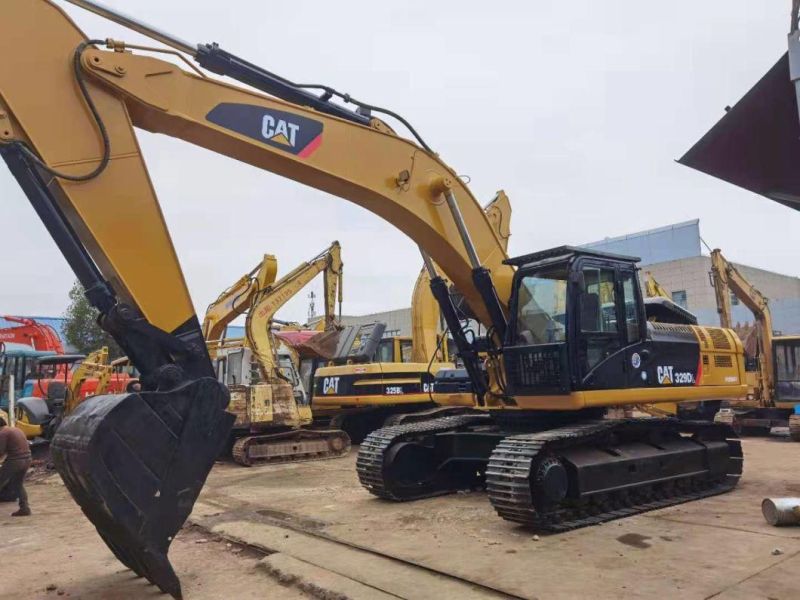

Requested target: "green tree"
[{"left": 62, "top": 281, "right": 123, "bottom": 359}]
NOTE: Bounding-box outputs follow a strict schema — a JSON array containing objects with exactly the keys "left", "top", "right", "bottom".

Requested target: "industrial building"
[
  {"left": 316, "top": 220, "right": 799, "bottom": 337},
  {"left": 583, "top": 220, "right": 800, "bottom": 334}
]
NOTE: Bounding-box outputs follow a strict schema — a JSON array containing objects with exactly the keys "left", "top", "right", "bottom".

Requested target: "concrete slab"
[
  {"left": 710, "top": 551, "right": 800, "bottom": 599},
  {"left": 191, "top": 507, "right": 508, "bottom": 599},
  {"left": 259, "top": 553, "right": 398, "bottom": 600}
]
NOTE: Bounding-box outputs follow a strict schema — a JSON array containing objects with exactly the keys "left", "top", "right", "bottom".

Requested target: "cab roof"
[{"left": 504, "top": 245, "right": 641, "bottom": 268}]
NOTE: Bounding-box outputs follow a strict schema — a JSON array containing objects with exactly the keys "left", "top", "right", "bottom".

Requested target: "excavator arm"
[
  {"left": 246, "top": 242, "right": 342, "bottom": 380},
  {"left": 0, "top": 1, "right": 511, "bottom": 595},
  {"left": 410, "top": 190, "right": 512, "bottom": 363},
  {"left": 709, "top": 249, "right": 775, "bottom": 402},
  {"left": 202, "top": 255, "right": 278, "bottom": 346}
]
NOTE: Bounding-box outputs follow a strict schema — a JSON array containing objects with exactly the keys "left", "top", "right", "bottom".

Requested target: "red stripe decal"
[
  {"left": 696, "top": 355, "right": 702, "bottom": 385},
  {"left": 298, "top": 134, "right": 322, "bottom": 158}
]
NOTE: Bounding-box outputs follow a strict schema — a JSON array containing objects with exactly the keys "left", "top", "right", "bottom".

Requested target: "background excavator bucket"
[
  {"left": 51, "top": 378, "right": 234, "bottom": 599},
  {"left": 679, "top": 51, "right": 800, "bottom": 211}
]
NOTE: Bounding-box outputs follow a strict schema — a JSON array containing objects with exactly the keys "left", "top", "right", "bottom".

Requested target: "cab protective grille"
[{"left": 503, "top": 343, "right": 569, "bottom": 395}]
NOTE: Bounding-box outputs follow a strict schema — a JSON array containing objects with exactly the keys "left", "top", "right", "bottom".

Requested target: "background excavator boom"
[
  {"left": 0, "top": 315, "right": 65, "bottom": 353},
  {"left": 710, "top": 249, "right": 775, "bottom": 403},
  {"left": 202, "top": 255, "right": 278, "bottom": 347},
  {"left": 246, "top": 242, "right": 342, "bottom": 380}
]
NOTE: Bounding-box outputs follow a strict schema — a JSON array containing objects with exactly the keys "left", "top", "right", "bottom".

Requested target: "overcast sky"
[{"left": 3, "top": 0, "right": 798, "bottom": 324}]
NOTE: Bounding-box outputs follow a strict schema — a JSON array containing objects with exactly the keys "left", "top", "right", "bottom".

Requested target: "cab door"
[{"left": 575, "top": 263, "right": 644, "bottom": 390}]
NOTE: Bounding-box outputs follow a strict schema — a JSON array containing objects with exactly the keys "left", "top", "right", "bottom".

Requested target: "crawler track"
[
  {"left": 486, "top": 419, "right": 742, "bottom": 531},
  {"left": 357, "top": 414, "right": 492, "bottom": 500},
  {"left": 232, "top": 428, "right": 351, "bottom": 466}
]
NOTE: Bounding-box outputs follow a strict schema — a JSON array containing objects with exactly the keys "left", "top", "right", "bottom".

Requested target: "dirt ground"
[
  {"left": 2, "top": 437, "right": 799, "bottom": 599},
  {"left": 0, "top": 475, "right": 309, "bottom": 600}
]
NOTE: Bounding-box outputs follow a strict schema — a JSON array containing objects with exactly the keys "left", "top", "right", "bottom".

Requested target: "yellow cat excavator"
[
  {"left": 0, "top": 2, "right": 746, "bottom": 596},
  {"left": 312, "top": 192, "right": 511, "bottom": 442},
  {"left": 210, "top": 242, "right": 349, "bottom": 465},
  {"left": 202, "top": 254, "right": 278, "bottom": 357},
  {"left": 708, "top": 249, "right": 800, "bottom": 438}
]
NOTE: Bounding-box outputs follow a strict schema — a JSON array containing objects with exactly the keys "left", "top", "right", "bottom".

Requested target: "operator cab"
[
  {"left": 504, "top": 246, "right": 670, "bottom": 395},
  {"left": 774, "top": 336, "right": 800, "bottom": 407}
]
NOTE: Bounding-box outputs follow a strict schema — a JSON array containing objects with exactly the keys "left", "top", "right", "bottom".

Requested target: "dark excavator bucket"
[
  {"left": 51, "top": 378, "right": 235, "bottom": 599},
  {"left": 679, "top": 49, "right": 800, "bottom": 211}
]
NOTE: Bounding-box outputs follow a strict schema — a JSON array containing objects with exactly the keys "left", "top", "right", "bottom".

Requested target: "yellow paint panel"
[
  {"left": 513, "top": 385, "right": 748, "bottom": 410},
  {"left": 1, "top": 1, "right": 193, "bottom": 332}
]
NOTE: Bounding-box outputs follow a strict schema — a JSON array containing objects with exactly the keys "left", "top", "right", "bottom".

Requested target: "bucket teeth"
[{"left": 51, "top": 378, "right": 234, "bottom": 599}]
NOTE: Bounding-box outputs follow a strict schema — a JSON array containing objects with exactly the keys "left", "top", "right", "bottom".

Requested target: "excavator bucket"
[
  {"left": 679, "top": 51, "right": 800, "bottom": 211},
  {"left": 51, "top": 378, "right": 234, "bottom": 599}
]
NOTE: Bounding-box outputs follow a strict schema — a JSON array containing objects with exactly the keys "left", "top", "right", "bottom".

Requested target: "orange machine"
[{"left": 0, "top": 315, "right": 64, "bottom": 353}]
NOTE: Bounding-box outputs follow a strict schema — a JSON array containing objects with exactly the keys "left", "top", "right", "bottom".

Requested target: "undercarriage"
[
  {"left": 357, "top": 413, "right": 742, "bottom": 531},
  {"left": 231, "top": 428, "right": 351, "bottom": 466},
  {"left": 715, "top": 406, "right": 800, "bottom": 440}
]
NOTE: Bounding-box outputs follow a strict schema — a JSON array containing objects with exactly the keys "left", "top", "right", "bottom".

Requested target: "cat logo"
[
  {"left": 657, "top": 365, "right": 695, "bottom": 385},
  {"left": 657, "top": 366, "right": 674, "bottom": 385},
  {"left": 261, "top": 115, "right": 300, "bottom": 147},
  {"left": 322, "top": 376, "right": 340, "bottom": 395},
  {"left": 206, "top": 103, "right": 324, "bottom": 158}
]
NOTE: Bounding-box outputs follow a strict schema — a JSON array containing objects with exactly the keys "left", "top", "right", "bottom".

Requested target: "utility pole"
[{"left": 308, "top": 290, "right": 317, "bottom": 321}]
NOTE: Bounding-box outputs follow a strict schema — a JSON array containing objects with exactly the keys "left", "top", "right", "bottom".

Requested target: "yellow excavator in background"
[
  {"left": 202, "top": 254, "right": 278, "bottom": 357},
  {"left": 312, "top": 192, "right": 511, "bottom": 442},
  {"left": 708, "top": 249, "right": 800, "bottom": 439},
  {"left": 644, "top": 272, "right": 671, "bottom": 300},
  {"left": 210, "top": 242, "right": 349, "bottom": 465},
  {"left": 0, "top": 2, "right": 747, "bottom": 596}
]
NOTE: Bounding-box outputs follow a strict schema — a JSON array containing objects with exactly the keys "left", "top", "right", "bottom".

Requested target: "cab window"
[
  {"left": 399, "top": 340, "right": 413, "bottom": 363},
  {"left": 515, "top": 266, "right": 568, "bottom": 345},
  {"left": 581, "top": 267, "right": 616, "bottom": 333},
  {"left": 376, "top": 339, "right": 394, "bottom": 363},
  {"left": 579, "top": 266, "right": 622, "bottom": 372},
  {"left": 620, "top": 271, "right": 641, "bottom": 343},
  {"left": 775, "top": 341, "right": 800, "bottom": 402}
]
